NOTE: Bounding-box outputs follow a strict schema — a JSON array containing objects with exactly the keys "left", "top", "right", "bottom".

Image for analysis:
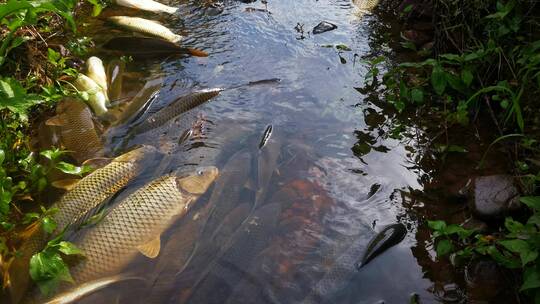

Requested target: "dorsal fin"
[
  {"left": 82, "top": 157, "right": 112, "bottom": 169},
  {"left": 45, "top": 115, "right": 67, "bottom": 126},
  {"left": 51, "top": 178, "right": 81, "bottom": 191},
  {"left": 137, "top": 236, "right": 161, "bottom": 258}
]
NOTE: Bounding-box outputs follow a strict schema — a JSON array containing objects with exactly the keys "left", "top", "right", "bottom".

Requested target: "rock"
[
  {"left": 465, "top": 260, "right": 506, "bottom": 302},
  {"left": 312, "top": 21, "right": 337, "bottom": 34},
  {"left": 206, "top": 2, "right": 224, "bottom": 15},
  {"left": 461, "top": 217, "right": 488, "bottom": 233},
  {"left": 471, "top": 175, "right": 520, "bottom": 219}
]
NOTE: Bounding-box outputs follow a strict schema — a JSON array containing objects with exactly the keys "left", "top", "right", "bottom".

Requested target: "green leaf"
[
  {"left": 0, "top": 0, "right": 33, "bottom": 21},
  {"left": 29, "top": 251, "right": 73, "bottom": 296},
  {"left": 499, "top": 239, "right": 528, "bottom": 253},
  {"left": 447, "top": 145, "right": 468, "bottom": 153},
  {"left": 431, "top": 64, "right": 447, "bottom": 95},
  {"left": 57, "top": 241, "right": 82, "bottom": 256},
  {"left": 521, "top": 197, "right": 540, "bottom": 211},
  {"left": 411, "top": 88, "right": 424, "bottom": 103},
  {"left": 41, "top": 216, "right": 57, "bottom": 234},
  {"left": 55, "top": 162, "right": 92, "bottom": 176},
  {"left": 505, "top": 218, "right": 525, "bottom": 233},
  {"left": 521, "top": 267, "right": 540, "bottom": 292},
  {"left": 0, "top": 77, "right": 43, "bottom": 120},
  {"left": 461, "top": 68, "right": 474, "bottom": 87},
  {"left": 335, "top": 44, "right": 352, "bottom": 51},
  {"left": 0, "top": 149, "right": 4, "bottom": 166},
  {"left": 40, "top": 148, "right": 67, "bottom": 162},
  {"left": 436, "top": 239, "right": 453, "bottom": 257},
  {"left": 428, "top": 220, "right": 447, "bottom": 232}
]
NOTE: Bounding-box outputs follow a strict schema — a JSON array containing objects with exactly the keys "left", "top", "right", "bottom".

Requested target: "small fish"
[
  {"left": 108, "top": 16, "right": 183, "bottom": 43},
  {"left": 258, "top": 124, "right": 273, "bottom": 149},
  {"left": 312, "top": 21, "right": 337, "bottom": 34},
  {"left": 68, "top": 167, "right": 218, "bottom": 284},
  {"left": 73, "top": 74, "right": 109, "bottom": 115},
  {"left": 44, "top": 276, "right": 147, "bottom": 304},
  {"left": 86, "top": 56, "right": 108, "bottom": 98},
  {"left": 115, "top": 0, "right": 179, "bottom": 14},
  {"left": 356, "top": 223, "right": 407, "bottom": 268},
  {"left": 46, "top": 98, "right": 104, "bottom": 163},
  {"left": 103, "top": 37, "right": 208, "bottom": 58},
  {"left": 130, "top": 89, "right": 221, "bottom": 135},
  {"left": 106, "top": 59, "right": 125, "bottom": 101},
  {"left": 112, "top": 77, "right": 163, "bottom": 126}
]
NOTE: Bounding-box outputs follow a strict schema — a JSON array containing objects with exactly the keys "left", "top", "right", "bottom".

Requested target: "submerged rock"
[
  {"left": 313, "top": 21, "right": 337, "bottom": 34},
  {"left": 471, "top": 175, "right": 520, "bottom": 219}
]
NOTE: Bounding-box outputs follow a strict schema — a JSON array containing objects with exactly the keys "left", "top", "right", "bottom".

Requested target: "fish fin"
[
  {"left": 51, "top": 178, "right": 81, "bottom": 191},
  {"left": 186, "top": 48, "right": 209, "bottom": 57},
  {"left": 244, "top": 178, "right": 256, "bottom": 191},
  {"left": 18, "top": 220, "right": 42, "bottom": 240},
  {"left": 45, "top": 115, "right": 67, "bottom": 126},
  {"left": 137, "top": 236, "right": 161, "bottom": 258},
  {"left": 82, "top": 157, "right": 112, "bottom": 168}
]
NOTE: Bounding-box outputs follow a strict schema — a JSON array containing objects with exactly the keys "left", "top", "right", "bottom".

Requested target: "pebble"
[{"left": 313, "top": 21, "right": 337, "bottom": 34}]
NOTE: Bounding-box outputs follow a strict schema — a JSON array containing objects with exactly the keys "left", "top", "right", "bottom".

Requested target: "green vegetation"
[
  {"left": 362, "top": 0, "right": 540, "bottom": 301},
  {"left": 0, "top": 0, "right": 104, "bottom": 296}
]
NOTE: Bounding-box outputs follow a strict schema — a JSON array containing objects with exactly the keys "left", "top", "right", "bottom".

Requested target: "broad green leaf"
[
  {"left": 499, "top": 239, "right": 528, "bottom": 253},
  {"left": 431, "top": 64, "right": 446, "bottom": 95},
  {"left": 40, "top": 149, "right": 67, "bottom": 162},
  {"left": 447, "top": 145, "right": 468, "bottom": 153},
  {"left": 461, "top": 68, "right": 474, "bottom": 87},
  {"left": 411, "top": 88, "right": 424, "bottom": 103},
  {"left": 521, "top": 267, "right": 540, "bottom": 292},
  {"left": 505, "top": 218, "right": 525, "bottom": 233},
  {"left": 436, "top": 239, "right": 453, "bottom": 257},
  {"left": 29, "top": 251, "right": 73, "bottom": 296},
  {"left": 0, "top": 77, "right": 43, "bottom": 120},
  {"left": 487, "top": 246, "right": 521, "bottom": 269},
  {"left": 521, "top": 197, "right": 540, "bottom": 211},
  {"left": 56, "top": 162, "right": 91, "bottom": 176},
  {"left": 41, "top": 216, "right": 56, "bottom": 234},
  {"left": 57, "top": 241, "right": 82, "bottom": 256},
  {"left": 0, "top": 149, "right": 4, "bottom": 165},
  {"left": 521, "top": 250, "right": 538, "bottom": 267},
  {"left": 0, "top": 0, "right": 33, "bottom": 21},
  {"left": 428, "top": 220, "right": 447, "bottom": 232}
]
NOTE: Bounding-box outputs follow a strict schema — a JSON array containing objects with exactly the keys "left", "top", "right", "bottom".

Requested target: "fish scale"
[
  {"left": 53, "top": 153, "right": 146, "bottom": 232},
  {"left": 68, "top": 174, "right": 200, "bottom": 284}
]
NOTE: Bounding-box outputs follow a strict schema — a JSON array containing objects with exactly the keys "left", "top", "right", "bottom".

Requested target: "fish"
[
  {"left": 73, "top": 74, "right": 109, "bottom": 116},
  {"left": 258, "top": 124, "right": 273, "bottom": 149},
  {"left": 352, "top": 0, "right": 380, "bottom": 12},
  {"left": 356, "top": 223, "right": 407, "bottom": 268},
  {"left": 43, "top": 276, "right": 147, "bottom": 304},
  {"left": 86, "top": 56, "right": 108, "bottom": 98},
  {"left": 111, "top": 77, "right": 163, "bottom": 127},
  {"left": 53, "top": 145, "right": 158, "bottom": 233},
  {"left": 108, "top": 16, "right": 183, "bottom": 43},
  {"left": 254, "top": 130, "right": 281, "bottom": 209},
  {"left": 67, "top": 167, "right": 218, "bottom": 284},
  {"left": 103, "top": 37, "right": 208, "bottom": 58},
  {"left": 201, "top": 150, "right": 253, "bottom": 243},
  {"left": 129, "top": 89, "right": 221, "bottom": 136},
  {"left": 106, "top": 59, "right": 125, "bottom": 102},
  {"left": 114, "top": 0, "right": 179, "bottom": 14},
  {"left": 45, "top": 98, "right": 104, "bottom": 164}
]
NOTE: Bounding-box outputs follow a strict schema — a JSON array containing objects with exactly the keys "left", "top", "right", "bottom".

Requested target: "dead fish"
[
  {"left": 254, "top": 131, "right": 281, "bottom": 209},
  {"left": 73, "top": 74, "right": 109, "bottom": 115},
  {"left": 130, "top": 89, "right": 221, "bottom": 135},
  {"left": 46, "top": 98, "right": 104, "bottom": 163},
  {"left": 356, "top": 223, "right": 407, "bottom": 268},
  {"left": 313, "top": 21, "right": 337, "bottom": 34},
  {"left": 86, "top": 56, "right": 108, "bottom": 98},
  {"left": 108, "top": 16, "right": 183, "bottom": 43},
  {"left": 112, "top": 77, "right": 163, "bottom": 126},
  {"left": 44, "top": 276, "right": 147, "bottom": 304},
  {"left": 5, "top": 147, "right": 155, "bottom": 304},
  {"left": 53, "top": 145, "right": 157, "bottom": 233},
  {"left": 352, "top": 0, "right": 380, "bottom": 12},
  {"left": 103, "top": 37, "right": 208, "bottom": 58},
  {"left": 68, "top": 167, "right": 218, "bottom": 284},
  {"left": 258, "top": 125, "right": 273, "bottom": 149},
  {"left": 106, "top": 59, "right": 125, "bottom": 101},
  {"left": 114, "top": 0, "right": 179, "bottom": 14}
]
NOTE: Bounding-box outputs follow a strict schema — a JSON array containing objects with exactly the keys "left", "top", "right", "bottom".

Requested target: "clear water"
[{"left": 54, "top": 0, "right": 440, "bottom": 303}]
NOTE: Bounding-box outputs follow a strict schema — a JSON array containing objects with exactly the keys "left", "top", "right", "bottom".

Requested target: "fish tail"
[{"left": 186, "top": 48, "right": 209, "bottom": 57}]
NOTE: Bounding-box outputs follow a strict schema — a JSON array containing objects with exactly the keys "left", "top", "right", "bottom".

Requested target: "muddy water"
[{"left": 48, "top": 0, "right": 444, "bottom": 303}]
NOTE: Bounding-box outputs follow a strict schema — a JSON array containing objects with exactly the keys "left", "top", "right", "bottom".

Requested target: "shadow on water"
[{"left": 25, "top": 0, "right": 513, "bottom": 303}]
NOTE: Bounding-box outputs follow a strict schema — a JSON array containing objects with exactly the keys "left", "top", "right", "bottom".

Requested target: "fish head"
[
  {"left": 114, "top": 145, "right": 158, "bottom": 163},
  {"left": 176, "top": 166, "right": 219, "bottom": 194}
]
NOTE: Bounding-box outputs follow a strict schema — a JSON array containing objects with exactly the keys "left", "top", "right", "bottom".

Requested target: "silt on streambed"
[{"left": 7, "top": 0, "right": 515, "bottom": 303}]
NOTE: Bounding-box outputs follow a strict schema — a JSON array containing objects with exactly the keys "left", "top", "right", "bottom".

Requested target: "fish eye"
[{"left": 197, "top": 170, "right": 204, "bottom": 175}]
